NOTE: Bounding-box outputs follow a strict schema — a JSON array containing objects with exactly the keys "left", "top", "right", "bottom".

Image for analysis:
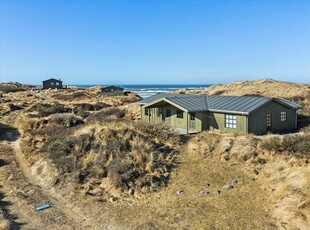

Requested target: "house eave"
[{"left": 208, "top": 109, "right": 249, "bottom": 115}]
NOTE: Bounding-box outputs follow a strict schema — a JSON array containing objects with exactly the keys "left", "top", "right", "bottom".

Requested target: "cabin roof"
[
  {"left": 42, "top": 78, "right": 62, "bottom": 83},
  {"left": 139, "top": 93, "right": 302, "bottom": 114},
  {"left": 101, "top": 85, "right": 124, "bottom": 90}
]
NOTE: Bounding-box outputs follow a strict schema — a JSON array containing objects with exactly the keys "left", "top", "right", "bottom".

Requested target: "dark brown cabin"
[{"left": 42, "top": 78, "right": 63, "bottom": 89}]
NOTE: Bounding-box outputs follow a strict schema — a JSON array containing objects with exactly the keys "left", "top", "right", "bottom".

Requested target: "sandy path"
[{"left": 0, "top": 128, "right": 93, "bottom": 229}]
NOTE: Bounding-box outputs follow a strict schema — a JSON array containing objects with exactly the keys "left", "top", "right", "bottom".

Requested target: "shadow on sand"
[
  {"left": 298, "top": 114, "right": 310, "bottom": 129},
  {"left": 0, "top": 185, "right": 24, "bottom": 229},
  {"left": 0, "top": 123, "right": 20, "bottom": 142}
]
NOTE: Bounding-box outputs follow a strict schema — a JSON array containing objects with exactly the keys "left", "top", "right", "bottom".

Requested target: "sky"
[{"left": 0, "top": 0, "right": 309, "bottom": 85}]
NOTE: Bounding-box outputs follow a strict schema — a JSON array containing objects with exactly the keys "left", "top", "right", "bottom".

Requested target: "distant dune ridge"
[{"left": 176, "top": 78, "right": 309, "bottom": 98}]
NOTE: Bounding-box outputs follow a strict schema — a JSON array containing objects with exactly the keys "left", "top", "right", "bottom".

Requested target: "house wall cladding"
[
  {"left": 206, "top": 112, "right": 247, "bottom": 134},
  {"left": 141, "top": 104, "right": 203, "bottom": 132},
  {"left": 141, "top": 100, "right": 298, "bottom": 135},
  {"left": 101, "top": 91, "right": 123, "bottom": 96},
  {"left": 248, "top": 101, "right": 296, "bottom": 134},
  {"left": 101, "top": 86, "right": 123, "bottom": 96},
  {"left": 43, "top": 79, "right": 63, "bottom": 89}
]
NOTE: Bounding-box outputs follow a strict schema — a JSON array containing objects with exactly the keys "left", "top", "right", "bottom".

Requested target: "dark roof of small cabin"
[
  {"left": 43, "top": 78, "right": 62, "bottom": 83},
  {"left": 101, "top": 85, "right": 124, "bottom": 90},
  {"left": 139, "top": 93, "right": 302, "bottom": 114}
]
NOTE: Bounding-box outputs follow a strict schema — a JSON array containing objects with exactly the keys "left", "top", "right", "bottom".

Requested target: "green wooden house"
[
  {"left": 138, "top": 94, "right": 302, "bottom": 135},
  {"left": 100, "top": 86, "right": 124, "bottom": 96}
]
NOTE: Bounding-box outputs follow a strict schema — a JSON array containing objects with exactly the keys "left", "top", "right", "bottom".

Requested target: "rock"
[
  {"left": 199, "top": 190, "right": 209, "bottom": 195},
  {"left": 212, "top": 190, "right": 221, "bottom": 195},
  {"left": 176, "top": 190, "right": 184, "bottom": 195},
  {"left": 223, "top": 184, "right": 234, "bottom": 190},
  {"left": 128, "top": 188, "right": 135, "bottom": 195}
]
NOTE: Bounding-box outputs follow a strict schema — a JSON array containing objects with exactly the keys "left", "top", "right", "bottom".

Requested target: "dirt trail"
[{"left": 0, "top": 128, "right": 93, "bottom": 229}]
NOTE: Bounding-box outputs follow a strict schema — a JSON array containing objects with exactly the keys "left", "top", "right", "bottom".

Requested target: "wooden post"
[{"left": 186, "top": 112, "right": 189, "bottom": 134}]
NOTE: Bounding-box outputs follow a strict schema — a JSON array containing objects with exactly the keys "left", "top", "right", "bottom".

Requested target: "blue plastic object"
[{"left": 36, "top": 204, "right": 51, "bottom": 211}]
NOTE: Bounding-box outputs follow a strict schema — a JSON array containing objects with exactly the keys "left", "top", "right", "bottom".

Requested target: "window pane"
[
  {"left": 225, "top": 114, "right": 237, "bottom": 128},
  {"left": 177, "top": 110, "right": 183, "bottom": 118}
]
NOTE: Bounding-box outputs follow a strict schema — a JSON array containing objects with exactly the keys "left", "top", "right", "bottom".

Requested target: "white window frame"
[
  {"left": 225, "top": 114, "right": 237, "bottom": 129},
  {"left": 281, "top": 111, "right": 287, "bottom": 122}
]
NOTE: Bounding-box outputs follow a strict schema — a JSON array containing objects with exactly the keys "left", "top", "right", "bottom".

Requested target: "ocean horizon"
[{"left": 73, "top": 84, "right": 212, "bottom": 98}]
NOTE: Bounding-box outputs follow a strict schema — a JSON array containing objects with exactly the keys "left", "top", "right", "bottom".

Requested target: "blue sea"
[{"left": 75, "top": 84, "right": 212, "bottom": 98}]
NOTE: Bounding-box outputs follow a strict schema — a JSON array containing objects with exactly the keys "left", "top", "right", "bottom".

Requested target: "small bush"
[
  {"left": 282, "top": 135, "right": 310, "bottom": 154},
  {"left": 261, "top": 134, "right": 310, "bottom": 156},
  {"left": 289, "top": 96, "right": 305, "bottom": 103},
  {"left": 107, "top": 159, "right": 136, "bottom": 188},
  {"left": 260, "top": 137, "right": 282, "bottom": 152},
  {"left": 30, "top": 124, "right": 67, "bottom": 137},
  {"left": 73, "top": 102, "right": 110, "bottom": 118},
  {"left": 52, "top": 91, "right": 89, "bottom": 101},
  {"left": 28, "top": 103, "right": 71, "bottom": 117},
  {"left": 85, "top": 107, "right": 125, "bottom": 123},
  {"left": 49, "top": 113, "right": 84, "bottom": 127},
  {"left": 8, "top": 104, "right": 23, "bottom": 111}
]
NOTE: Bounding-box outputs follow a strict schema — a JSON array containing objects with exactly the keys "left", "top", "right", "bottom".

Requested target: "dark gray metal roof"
[
  {"left": 273, "top": 98, "right": 302, "bottom": 109},
  {"left": 102, "top": 85, "right": 124, "bottom": 90},
  {"left": 168, "top": 95, "right": 208, "bottom": 112},
  {"left": 43, "top": 78, "right": 62, "bottom": 82},
  {"left": 207, "top": 95, "right": 271, "bottom": 114},
  {"left": 139, "top": 93, "right": 182, "bottom": 104},
  {"left": 139, "top": 93, "right": 302, "bottom": 114}
]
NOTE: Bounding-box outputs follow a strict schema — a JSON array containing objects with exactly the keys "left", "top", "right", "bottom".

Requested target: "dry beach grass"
[{"left": 0, "top": 79, "right": 309, "bottom": 229}]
